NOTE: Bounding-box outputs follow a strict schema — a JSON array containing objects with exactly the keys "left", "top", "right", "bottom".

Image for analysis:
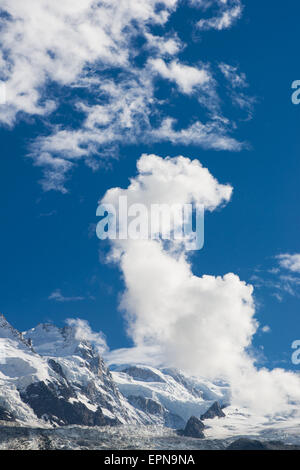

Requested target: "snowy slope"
[
  {"left": 111, "top": 364, "right": 300, "bottom": 439},
  {"left": 111, "top": 364, "right": 231, "bottom": 427},
  {"left": 0, "top": 316, "right": 53, "bottom": 425},
  {"left": 0, "top": 316, "right": 233, "bottom": 429},
  {"left": 0, "top": 316, "right": 141, "bottom": 426}
]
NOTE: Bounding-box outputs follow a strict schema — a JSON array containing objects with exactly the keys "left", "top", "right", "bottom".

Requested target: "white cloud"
[
  {"left": 102, "top": 153, "right": 300, "bottom": 415},
  {"left": 197, "top": 0, "right": 243, "bottom": 31},
  {"left": 150, "top": 59, "right": 210, "bottom": 94},
  {"left": 106, "top": 344, "right": 163, "bottom": 367},
  {"left": 152, "top": 117, "right": 244, "bottom": 150},
  {"left": 0, "top": 0, "right": 178, "bottom": 125},
  {"left": 0, "top": 0, "right": 247, "bottom": 191},
  {"left": 101, "top": 153, "right": 233, "bottom": 215},
  {"left": 277, "top": 254, "right": 300, "bottom": 274},
  {"left": 66, "top": 318, "right": 108, "bottom": 354},
  {"left": 29, "top": 75, "right": 244, "bottom": 191},
  {"left": 144, "top": 32, "right": 183, "bottom": 56}
]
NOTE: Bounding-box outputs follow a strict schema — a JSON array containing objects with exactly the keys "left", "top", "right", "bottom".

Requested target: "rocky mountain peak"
[
  {"left": 200, "top": 401, "right": 226, "bottom": 420},
  {"left": 0, "top": 317, "right": 231, "bottom": 431},
  {"left": 23, "top": 322, "right": 92, "bottom": 358},
  {"left": 178, "top": 416, "right": 205, "bottom": 439},
  {"left": 0, "top": 314, "right": 34, "bottom": 351}
]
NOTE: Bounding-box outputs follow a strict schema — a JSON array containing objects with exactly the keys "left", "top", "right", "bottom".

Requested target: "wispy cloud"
[
  {"left": 66, "top": 318, "right": 108, "bottom": 354},
  {"left": 37, "top": 210, "right": 57, "bottom": 218},
  {"left": 277, "top": 253, "right": 300, "bottom": 274},
  {"left": 219, "top": 63, "right": 256, "bottom": 118},
  {"left": 219, "top": 63, "right": 248, "bottom": 89},
  {"left": 48, "top": 289, "right": 86, "bottom": 302},
  {"left": 196, "top": 0, "right": 243, "bottom": 31},
  {"left": 0, "top": 0, "right": 248, "bottom": 192},
  {"left": 251, "top": 254, "right": 300, "bottom": 300}
]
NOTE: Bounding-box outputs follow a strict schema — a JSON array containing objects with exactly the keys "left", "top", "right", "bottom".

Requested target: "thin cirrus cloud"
[
  {"left": 0, "top": 0, "right": 250, "bottom": 192},
  {"left": 220, "top": 63, "right": 256, "bottom": 118},
  {"left": 275, "top": 254, "right": 300, "bottom": 298},
  {"left": 251, "top": 254, "right": 300, "bottom": 301},
  {"left": 48, "top": 289, "right": 86, "bottom": 303},
  {"left": 219, "top": 63, "right": 248, "bottom": 89},
  {"left": 102, "top": 153, "right": 300, "bottom": 415}
]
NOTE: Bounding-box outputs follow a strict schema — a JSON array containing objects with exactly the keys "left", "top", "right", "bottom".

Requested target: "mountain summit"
[
  {"left": 0, "top": 316, "right": 138, "bottom": 426},
  {"left": 0, "top": 316, "right": 230, "bottom": 429}
]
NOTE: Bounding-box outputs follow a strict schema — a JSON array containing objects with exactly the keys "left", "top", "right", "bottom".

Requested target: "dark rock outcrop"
[
  {"left": 127, "top": 394, "right": 185, "bottom": 429},
  {"left": 127, "top": 395, "right": 164, "bottom": 415},
  {"left": 20, "top": 380, "right": 116, "bottom": 426},
  {"left": 164, "top": 411, "right": 185, "bottom": 429},
  {"left": 0, "top": 314, "right": 34, "bottom": 351},
  {"left": 0, "top": 407, "right": 15, "bottom": 422},
  {"left": 47, "top": 359, "right": 67, "bottom": 380},
  {"left": 227, "top": 438, "right": 300, "bottom": 450},
  {"left": 178, "top": 416, "right": 205, "bottom": 439},
  {"left": 0, "top": 316, "right": 136, "bottom": 427},
  {"left": 122, "top": 366, "right": 164, "bottom": 383},
  {"left": 200, "top": 401, "right": 225, "bottom": 420}
]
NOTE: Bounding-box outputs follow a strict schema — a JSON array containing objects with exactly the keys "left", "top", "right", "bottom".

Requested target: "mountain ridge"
[
  {"left": 0, "top": 316, "right": 138, "bottom": 427},
  {"left": 0, "top": 315, "right": 229, "bottom": 430}
]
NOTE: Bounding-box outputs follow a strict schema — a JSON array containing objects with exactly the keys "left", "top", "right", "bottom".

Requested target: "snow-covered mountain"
[
  {"left": 0, "top": 315, "right": 140, "bottom": 427},
  {"left": 0, "top": 315, "right": 230, "bottom": 429},
  {"left": 111, "top": 365, "right": 230, "bottom": 428},
  {"left": 2, "top": 315, "right": 300, "bottom": 448}
]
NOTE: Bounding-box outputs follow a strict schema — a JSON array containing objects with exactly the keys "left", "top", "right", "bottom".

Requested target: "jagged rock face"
[
  {"left": 0, "top": 316, "right": 231, "bottom": 429},
  {"left": 200, "top": 401, "right": 225, "bottom": 420},
  {"left": 0, "top": 407, "right": 15, "bottom": 422},
  {"left": 179, "top": 416, "right": 205, "bottom": 439},
  {"left": 122, "top": 366, "right": 164, "bottom": 383},
  {"left": 112, "top": 365, "right": 229, "bottom": 429},
  {"left": 127, "top": 395, "right": 164, "bottom": 415},
  {"left": 20, "top": 381, "right": 110, "bottom": 426},
  {"left": 0, "top": 316, "right": 137, "bottom": 427},
  {"left": 0, "top": 315, "right": 33, "bottom": 350},
  {"left": 126, "top": 395, "right": 185, "bottom": 429}
]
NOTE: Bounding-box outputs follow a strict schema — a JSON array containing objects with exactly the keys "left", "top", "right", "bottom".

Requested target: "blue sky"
[{"left": 1, "top": 1, "right": 300, "bottom": 373}]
